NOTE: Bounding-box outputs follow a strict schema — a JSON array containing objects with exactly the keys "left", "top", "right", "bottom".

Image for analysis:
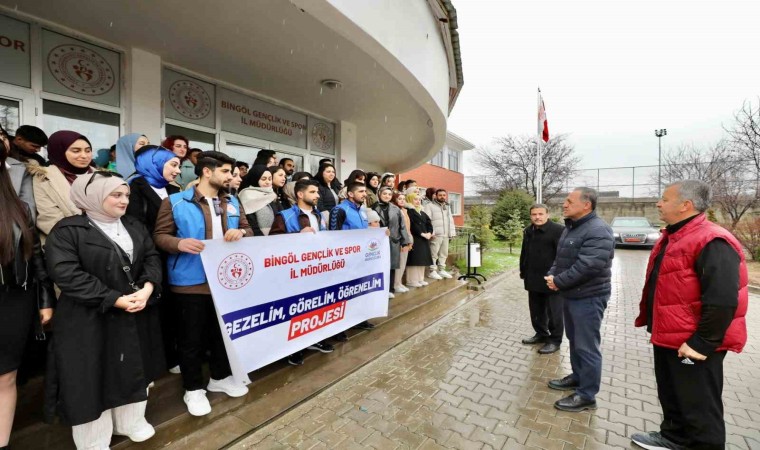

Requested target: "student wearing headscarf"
[
  {"left": 239, "top": 165, "right": 279, "bottom": 236},
  {"left": 373, "top": 186, "right": 411, "bottom": 298},
  {"left": 114, "top": 133, "right": 149, "bottom": 178},
  {"left": 126, "top": 146, "right": 181, "bottom": 231},
  {"left": 44, "top": 172, "right": 164, "bottom": 448},
  {"left": 380, "top": 172, "right": 395, "bottom": 190},
  {"left": 126, "top": 146, "right": 182, "bottom": 373},
  {"left": 392, "top": 192, "right": 413, "bottom": 292},
  {"left": 30, "top": 131, "right": 95, "bottom": 240},
  {"left": 365, "top": 172, "right": 380, "bottom": 208}
]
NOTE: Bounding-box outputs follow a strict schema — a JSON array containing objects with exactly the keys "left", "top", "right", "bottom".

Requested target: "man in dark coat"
[
  {"left": 519, "top": 203, "right": 565, "bottom": 354},
  {"left": 545, "top": 187, "right": 614, "bottom": 412}
]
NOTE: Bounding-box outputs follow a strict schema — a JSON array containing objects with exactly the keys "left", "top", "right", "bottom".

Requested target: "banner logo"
[
  {"left": 365, "top": 239, "right": 381, "bottom": 261},
  {"left": 47, "top": 45, "right": 115, "bottom": 96},
  {"left": 169, "top": 79, "right": 212, "bottom": 120},
  {"left": 217, "top": 253, "right": 254, "bottom": 290}
]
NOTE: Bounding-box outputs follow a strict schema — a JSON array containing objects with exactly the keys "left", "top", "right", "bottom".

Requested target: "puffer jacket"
[
  {"left": 424, "top": 200, "right": 457, "bottom": 238},
  {"left": 548, "top": 212, "right": 614, "bottom": 299},
  {"left": 635, "top": 214, "right": 748, "bottom": 352}
]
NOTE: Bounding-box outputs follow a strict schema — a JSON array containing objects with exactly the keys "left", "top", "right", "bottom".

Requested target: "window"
[
  {"left": 448, "top": 150, "right": 460, "bottom": 172},
  {"left": 0, "top": 97, "right": 20, "bottom": 132},
  {"left": 43, "top": 100, "right": 120, "bottom": 154},
  {"left": 165, "top": 124, "right": 215, "bottom": 151},
  {"left": 430, "top": 150, "right": 443, "bottom": 167},
  {"left": 448, "top": 192, "right": 462, "bottom": 216}
]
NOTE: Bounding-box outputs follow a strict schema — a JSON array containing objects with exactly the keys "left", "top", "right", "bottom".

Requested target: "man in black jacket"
[
  {"left": 519, "top": 204, "right": 565, "bottom": 354},
  {"left": 545, "top": 187, "right": 614, "bottom": 412}
]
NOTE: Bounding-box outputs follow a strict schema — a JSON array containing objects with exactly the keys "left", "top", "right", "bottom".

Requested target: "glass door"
[{"left": 0, "top": 96, "right": 21, "bottom": 132}]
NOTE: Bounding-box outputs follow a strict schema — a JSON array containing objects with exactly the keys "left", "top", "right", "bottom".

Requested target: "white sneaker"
[
  {"left": 207, "top": 376, "right": 248, "bottom": 398},
  {"left": 388, "top": 292, "right": 395, "bottom": 299},
  {"left": 114, "top": 418, "right": 155, "bottom": 443},
  {"left": 438, "top": 269, "right": 453, "bottom": 279},
  {"left": 168, "top": 365, "right": 181, "bottom": 374},
  {"left": 428, "top": 271, "right": 443, "bottom": 280},
  {"left": 395, "top": 285, "right": 409, "bottom": 293},
  {"left": 407, "top": 281, "right": 422, "bottom": 288},
  {"left": 419, "top": 280, "right": 429, "bottom": 286},
  {"left": 184, "top": 389, "right": 211, "bottom": 416}
]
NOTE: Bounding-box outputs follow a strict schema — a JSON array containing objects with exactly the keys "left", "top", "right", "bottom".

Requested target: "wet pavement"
[{"left": 230, "top": 249, "right": 760, "bottom": 449}]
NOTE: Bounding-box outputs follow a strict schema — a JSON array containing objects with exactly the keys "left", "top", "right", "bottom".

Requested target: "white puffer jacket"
[{"left": 424, "top": 200, "right": 456, "bottom": 238}]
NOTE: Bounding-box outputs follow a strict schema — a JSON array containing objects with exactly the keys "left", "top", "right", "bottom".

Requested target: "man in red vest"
[{"left": 631, "top": 180, "right": 748, "bottom": 450}]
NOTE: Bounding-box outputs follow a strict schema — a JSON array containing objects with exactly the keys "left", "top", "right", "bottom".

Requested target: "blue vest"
[
  {"left": 331, "top": 200, "right": 368, "bottom": 230},
  {"left": 279, "top": 204, "right": 325, "bottom": 233},
  {"left": 166, "top": 188, "right": 241, "bottom": 286}
]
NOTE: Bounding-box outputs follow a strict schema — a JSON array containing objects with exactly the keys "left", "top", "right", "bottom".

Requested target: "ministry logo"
[
  {"left": 217, "top": 253, "right": 254, "bottom": 290},
  {"left": 364, "top": 239, "right": 382, "bottom": 261}
]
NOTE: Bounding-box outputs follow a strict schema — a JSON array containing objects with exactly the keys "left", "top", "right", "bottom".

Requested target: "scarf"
[
  {"left": 70, "top": 172, "right": 129, "bottom": 224},
  {"left": 133, "top": 145, "right": 176, "bottom": 189},
  {"left": 47, "top": 130, "right": 92, "bottom": 183},
  {"left": 115, "top": 133, "right": 145, "bottom": 178},
  {"left": 238, "top": 186, "right": 277, "bottom": 214}
]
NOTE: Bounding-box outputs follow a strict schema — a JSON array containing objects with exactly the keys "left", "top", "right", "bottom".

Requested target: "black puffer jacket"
[{"left": 548, "top": 212, "right": 614, "bottom": 299}]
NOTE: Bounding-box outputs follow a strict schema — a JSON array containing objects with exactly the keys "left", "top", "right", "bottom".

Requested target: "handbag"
[{"left": 88, "top": 221, "right": 139, "bottom": 292}]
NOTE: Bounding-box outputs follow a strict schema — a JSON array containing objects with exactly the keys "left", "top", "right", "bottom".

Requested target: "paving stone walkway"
[{"left": 230, "top": 249, "right": 760, "bottom": 449}]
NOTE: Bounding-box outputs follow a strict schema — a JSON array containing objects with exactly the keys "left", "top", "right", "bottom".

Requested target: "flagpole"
[{"left": 537, "top": 87, "right": 543, "bottom": 204}]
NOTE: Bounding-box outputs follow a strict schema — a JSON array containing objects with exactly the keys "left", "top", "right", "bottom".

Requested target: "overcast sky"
[{"left": 448, "top": 0, "right": 760, "bottom": 176}]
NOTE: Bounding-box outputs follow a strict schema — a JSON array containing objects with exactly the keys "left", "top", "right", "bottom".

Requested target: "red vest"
[{"left": 635, "top": 214, "right": 748, "bottom": 352}]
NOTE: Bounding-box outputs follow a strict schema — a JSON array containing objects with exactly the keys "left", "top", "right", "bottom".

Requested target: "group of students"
[{"left": 0, "top": 123, "right": 458, "bottom": 449}]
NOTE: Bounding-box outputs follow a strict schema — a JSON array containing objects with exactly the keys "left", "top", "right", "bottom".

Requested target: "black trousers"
[
  {"left": 654, "top": 345, "right": 727, "bottom": 449},
  {"left": 527, "top": 291, "right": 564, "bottom": 345},
  {"left": 176, "top": 293, "right": 232, "bottom": 391}
]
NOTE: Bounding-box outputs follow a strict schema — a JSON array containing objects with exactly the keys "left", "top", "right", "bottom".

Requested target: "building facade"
[
  {"left": 399, "top": 131, "right": 474, "bottom": 226},
  {"left": 0, "top": 0, "right": 463, "bottom": 177}
]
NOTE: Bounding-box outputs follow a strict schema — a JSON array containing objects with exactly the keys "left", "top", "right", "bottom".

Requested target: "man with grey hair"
[
  {"left": 545, "top": 187, "right": 614, "bottom": 412},
  {"left": 519, "top": 203, "right": 565, "bottom": 354},
  {"left": 630, "top": 180, "right": 747, "bottom": 450}
]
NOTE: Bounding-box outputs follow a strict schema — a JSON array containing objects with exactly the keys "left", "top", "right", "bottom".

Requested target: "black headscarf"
[{"left": 240, "top": 164, "right": 270, "bottom": 190}]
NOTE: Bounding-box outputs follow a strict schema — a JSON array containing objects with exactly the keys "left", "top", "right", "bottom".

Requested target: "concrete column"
[
  {"left": 125, "top": 48, "right": 162, "bottom": 143},
  {"left": 337, "top": 120, "right": 357, "bottom": 178}
]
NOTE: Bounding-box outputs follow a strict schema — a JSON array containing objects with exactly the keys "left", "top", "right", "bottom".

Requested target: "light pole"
[{"left": 655, "top": 128, "right": 667, "bottom": 196}]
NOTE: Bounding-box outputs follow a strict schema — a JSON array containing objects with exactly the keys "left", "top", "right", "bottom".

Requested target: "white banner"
[{"left": 201, "top": 228, "right": 390, "bottom": 383}]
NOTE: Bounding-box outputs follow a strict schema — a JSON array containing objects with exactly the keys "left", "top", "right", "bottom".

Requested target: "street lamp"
[{"left": 655, "top": 129, "right": 667, "bottom": 196}]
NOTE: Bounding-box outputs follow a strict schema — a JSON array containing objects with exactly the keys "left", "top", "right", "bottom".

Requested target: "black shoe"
[
  {"left": 333, "top": 332, "right": 348, "bottom": 342},
  {"left": 287, "top": 352, "right": 304, "bottom": 366},
  {"left": 631, "top": 431, "right": 685, "bottom": 450},
  {"left": 538, "top": 343, "right": 560, "bottom": 354},
  {"left": 548, "top": 375, "right": 579, "bottom": 391},
  {"left": 554, "top": 393, "right": 597, "bottom": 412},
  {"left": 521, "top": 334, "right": 548, "bottom": 345},
  {"left": 308, "top": 341, "right": 334, "bottom": 353},
  {"left": 353, "top": 321, "right": 375, "bottom": 330}
]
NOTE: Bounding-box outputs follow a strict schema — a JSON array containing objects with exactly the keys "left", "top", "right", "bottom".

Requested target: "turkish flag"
[{"left": 538, "top": 95, "right": 549, "bottom": 142}]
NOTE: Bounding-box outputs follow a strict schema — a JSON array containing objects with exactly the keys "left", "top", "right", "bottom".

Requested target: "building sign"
[
  {"left": 308, "top": 117, "right": 335, "bottom": 154},
  {"left": 0, "top": 14, "right": 31, "bottom": 88},
  {"left": 219, "top": 87, "right": 307, "bottom": 148},
  {"left": 41, "top": 30, "right": 120, "bottom": 107},
  {"left": 163, "top": 69, "right": 216, "bottom": 129}
]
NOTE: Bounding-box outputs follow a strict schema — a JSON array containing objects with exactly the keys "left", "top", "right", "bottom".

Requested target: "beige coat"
[{"left": 30, "top": 164, "right": 82, "bottom": 240}]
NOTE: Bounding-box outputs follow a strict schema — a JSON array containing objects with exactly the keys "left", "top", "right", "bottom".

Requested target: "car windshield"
[{"left": 612, "top": 218, "right": 652, "bottom": 227}]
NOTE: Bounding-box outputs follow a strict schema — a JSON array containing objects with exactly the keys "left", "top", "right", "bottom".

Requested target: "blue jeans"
[{"left": 563, "top": 295, "right": 609, "bottom": 401}]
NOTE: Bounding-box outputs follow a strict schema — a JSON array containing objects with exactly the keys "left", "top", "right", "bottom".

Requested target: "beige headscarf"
[{"left": 70, "top": 172, "right": 129, "bottom": 224}]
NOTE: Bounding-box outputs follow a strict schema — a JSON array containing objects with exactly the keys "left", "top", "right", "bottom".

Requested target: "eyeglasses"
[{"left": 84, "top": 170, "right": 116, "bottom": 194}]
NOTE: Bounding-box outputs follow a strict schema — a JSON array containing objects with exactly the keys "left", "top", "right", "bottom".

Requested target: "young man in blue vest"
[
  {"left": 329, "top": 181, "right": 377, "bottom": 335},
  {"left": 154, "top": 151, "right": 253, "bottom": 417},
  {"left": 270, "top": 179, "right": 335, "bottom": 366}
]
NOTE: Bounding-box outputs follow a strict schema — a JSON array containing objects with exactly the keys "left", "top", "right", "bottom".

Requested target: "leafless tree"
[
  {"left": 725, "top": 98, "right": 760, "bottom": 175},
  {"left": 654, "top": 140, "right": 758, "bottom": 227},
  {"left": 472, "top": 133, "right": 580, "bottom": 201}
]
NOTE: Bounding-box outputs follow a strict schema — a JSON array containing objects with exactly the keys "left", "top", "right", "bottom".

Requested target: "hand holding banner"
[{"left": 201, "top": 228, "right": 390, "bottom": 383}]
